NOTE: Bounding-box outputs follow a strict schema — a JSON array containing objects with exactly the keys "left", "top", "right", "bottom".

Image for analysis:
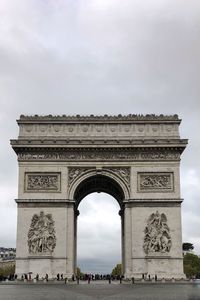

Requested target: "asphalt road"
[{"left": 0, "top": 282, "right": 200, "bottom": 300}]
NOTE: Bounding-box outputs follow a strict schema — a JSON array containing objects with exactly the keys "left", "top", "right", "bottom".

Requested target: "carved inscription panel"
[
  {"left": 25, "top": 173, "right": 61, "bottom": 192},
  {"left": 138, "top": 172, "right": 174, "bottom": 192}
]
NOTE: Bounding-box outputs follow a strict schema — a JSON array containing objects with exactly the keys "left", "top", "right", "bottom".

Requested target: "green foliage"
[
  {"left": 111, "top": 264, "right": 122, "bottom": 276},
  {"left": 0, "top": 264, "right": 15, "bottom": 277},
  {"left": 183, "top": 253, "right": 200, "bottom": 278},
  {"left": 182, "top": 243, "right": 194, "bottom": 251},
  {"left": 76, "top": 267, "right": 84, "bottom": 278}
]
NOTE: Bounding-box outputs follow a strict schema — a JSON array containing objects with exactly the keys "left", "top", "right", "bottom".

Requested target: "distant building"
[{"left": 0, "top": 247, "right": 16, "bottom": 260}]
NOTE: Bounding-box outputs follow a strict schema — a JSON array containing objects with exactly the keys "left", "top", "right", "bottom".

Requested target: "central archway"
[
  {"left": 74, "top": 174, "right": 125, "bottom": 209},
  {"left": 77, "top": 192, "right": 121, "bottom": 275},
  {"left": 72, "top": 174, "right": 126, "bottom": 276}
]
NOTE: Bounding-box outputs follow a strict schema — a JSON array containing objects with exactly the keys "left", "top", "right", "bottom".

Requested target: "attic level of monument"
[
  {"left": 12, "top": 115, "right": 187, "bottom": 147},
  {"left": 11, "top": 114, "right": 187, "bottom": 279},
  {"left": 11, "top": 113, "right": 187, "bottom": 161}
]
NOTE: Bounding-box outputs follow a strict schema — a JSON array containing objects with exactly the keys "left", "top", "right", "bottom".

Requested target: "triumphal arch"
[{"left": 11, "top": 114, "right": 187, "bottom": 279}]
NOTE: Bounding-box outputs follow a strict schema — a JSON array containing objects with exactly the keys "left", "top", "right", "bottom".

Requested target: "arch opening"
[
  {"left": 77, "top": 193, "right": 121, "bottom": 275},
  {"left": 74, "top": 174, "right": 125, "bottom": 209}
]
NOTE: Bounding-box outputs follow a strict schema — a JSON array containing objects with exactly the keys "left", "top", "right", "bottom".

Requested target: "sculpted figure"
[
  {"left": 143, "top": 211, "right": 171, "bottom": 254},
  {"left": 28, "top": 211, "right": 56, "bottom": 255}
]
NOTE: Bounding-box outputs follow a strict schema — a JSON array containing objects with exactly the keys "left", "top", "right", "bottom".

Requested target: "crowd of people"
[
  {"left": 0, "top": 272, "right": 124, "bottom": 282},
  {"left": 0, "top": 274, "right": 17, "bottom": 281},
  {"left": 75, "top": 274, "right": 123, "bottom": 281}
]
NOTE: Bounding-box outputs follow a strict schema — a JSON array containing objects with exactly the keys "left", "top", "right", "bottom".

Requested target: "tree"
[
  {"left": 76, "top": 267, "right": 84, "bottom": 278},
  {"left": 111, "top": 264, "right": 122, "bottom": 276},
  {"left": 182, "top": 243, "right": 194, "bottom": 251},
  {"left": 183, "top": 253, "right": 200, "bottom": 278},
  {"left": 0, "top": 264, "right": 15, "bottom": 277}
]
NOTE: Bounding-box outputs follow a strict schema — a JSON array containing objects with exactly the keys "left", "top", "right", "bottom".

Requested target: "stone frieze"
[
  {"left": 25, "top": 173, "right": 61, "bottom": 192},
  {"left": 138, "top": 173, "right": 174, "bottom": 192},
  {"left": 18, "top": 148, "right": 181, "bottom": 162}
]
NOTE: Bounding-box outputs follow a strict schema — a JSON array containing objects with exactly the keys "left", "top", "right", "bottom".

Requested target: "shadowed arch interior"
[{"left": 74, "top": 175, "right": 125, "bottom": 208}]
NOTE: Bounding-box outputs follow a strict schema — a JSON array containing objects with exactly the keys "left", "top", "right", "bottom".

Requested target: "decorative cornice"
[
  {"left": 18, "top": 114, "right": 180, "bottom": 121},
  {"left": 124, "top": 198, "right": 183, "bottom": 207},
  {"left": 11, "top": 138, "right": 188, "bottom": 146},
  {"left": 15, "top": 199, "right": 75, "bottom": 203},
  {"left": 15, "top": 199, "right": 75, "bottom": 208},
  {"left": 124, "top": 198, "right": 183, "bottom": 202}
]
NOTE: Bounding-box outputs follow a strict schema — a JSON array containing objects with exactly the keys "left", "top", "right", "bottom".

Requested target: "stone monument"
[{"left": 11, "top": 114, "right": 187, "bottom": 279}]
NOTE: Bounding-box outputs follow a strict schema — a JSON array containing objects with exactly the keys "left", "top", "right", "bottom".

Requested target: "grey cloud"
[
  {"left": 77, "top": 258, "right": 120, "bottom": 274},
  {"left": 77, "top": 194, "right": 121, "bottom": 263}
]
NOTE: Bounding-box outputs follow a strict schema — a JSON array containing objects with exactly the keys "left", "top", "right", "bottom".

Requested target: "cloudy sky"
[{"left": 0, "top": 0, "right": 200, "bottom": 273}]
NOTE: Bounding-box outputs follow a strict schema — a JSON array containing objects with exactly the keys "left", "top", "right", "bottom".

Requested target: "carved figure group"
[
  {"left": 140, "top": 174, "right": 171, "bottom": 190},
  {"left": 143, "top": 211, "right": 172, "bottom": 254},
  {"left": 27, "top": 175, "right": 58, "bottom": 190},
  {"left": 18, "top": 149, "right": 180, "bottom": 162},
  {"left": 28, "top": 211, "right": 56, "bottom": 254}
]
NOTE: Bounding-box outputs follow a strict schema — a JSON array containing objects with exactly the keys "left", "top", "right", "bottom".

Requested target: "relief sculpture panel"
[
  {"left": 68, "top": 168, "right": 95, "bottom": 187},
  {"left": 28, "top": 211, "right": 56, "bottom": 255},
  {"left": 25, "top": 173, "right": 61, "bottom": 192},
  {"left": 18, "top": 148, "right": 181, "bottom": 162},
  {"left": 138, "top": 172, "right": 174, "bottom": 192},
  {"left": 106, "top": 167, "right": 130, "bottom": 187},
  {"left": 68, "top": 167, "right": 130, "bottom": 189},
  {"left": 143, "top": 211, "right": 172, "bottom": 255}
]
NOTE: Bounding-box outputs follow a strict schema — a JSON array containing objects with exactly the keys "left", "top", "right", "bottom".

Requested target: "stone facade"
[{"left": 11, "top": 114, "right": 187, "bottom": 279}]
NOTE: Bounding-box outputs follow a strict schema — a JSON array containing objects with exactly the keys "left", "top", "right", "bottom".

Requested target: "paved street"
[{"left": 0, "top": 282, "right": 200, "bottom": 300}]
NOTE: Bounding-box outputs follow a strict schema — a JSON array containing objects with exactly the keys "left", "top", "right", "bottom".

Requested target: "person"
[
  {"left": 36, "top": 274, "right": 39, "bottom": 281},
  {"left": 155, "top": 274, "right": 157, "bottom": 281},
  {"left": 119, "top": 276, "right": 122, "bottom": 284},
  {"left": 45, "top": 273, "right": 48, "bottom": 282},
  {"left": 57, "top": 273, "right": 60, "bottom": 281},
  {"left": 108, "top": 276, "right": 111, "bottom": 284},
  {"left": 61, "top": 274, "right": 63, "bottom": 280},
  {"left": 131, "top": 277, "right": 134, "bottom": 284},
  {"left": 77, "top": 276, "right": 80, "bottom": 284},
  {"left": 88, "top": 275, "right": 91, "bottom": 284}
]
